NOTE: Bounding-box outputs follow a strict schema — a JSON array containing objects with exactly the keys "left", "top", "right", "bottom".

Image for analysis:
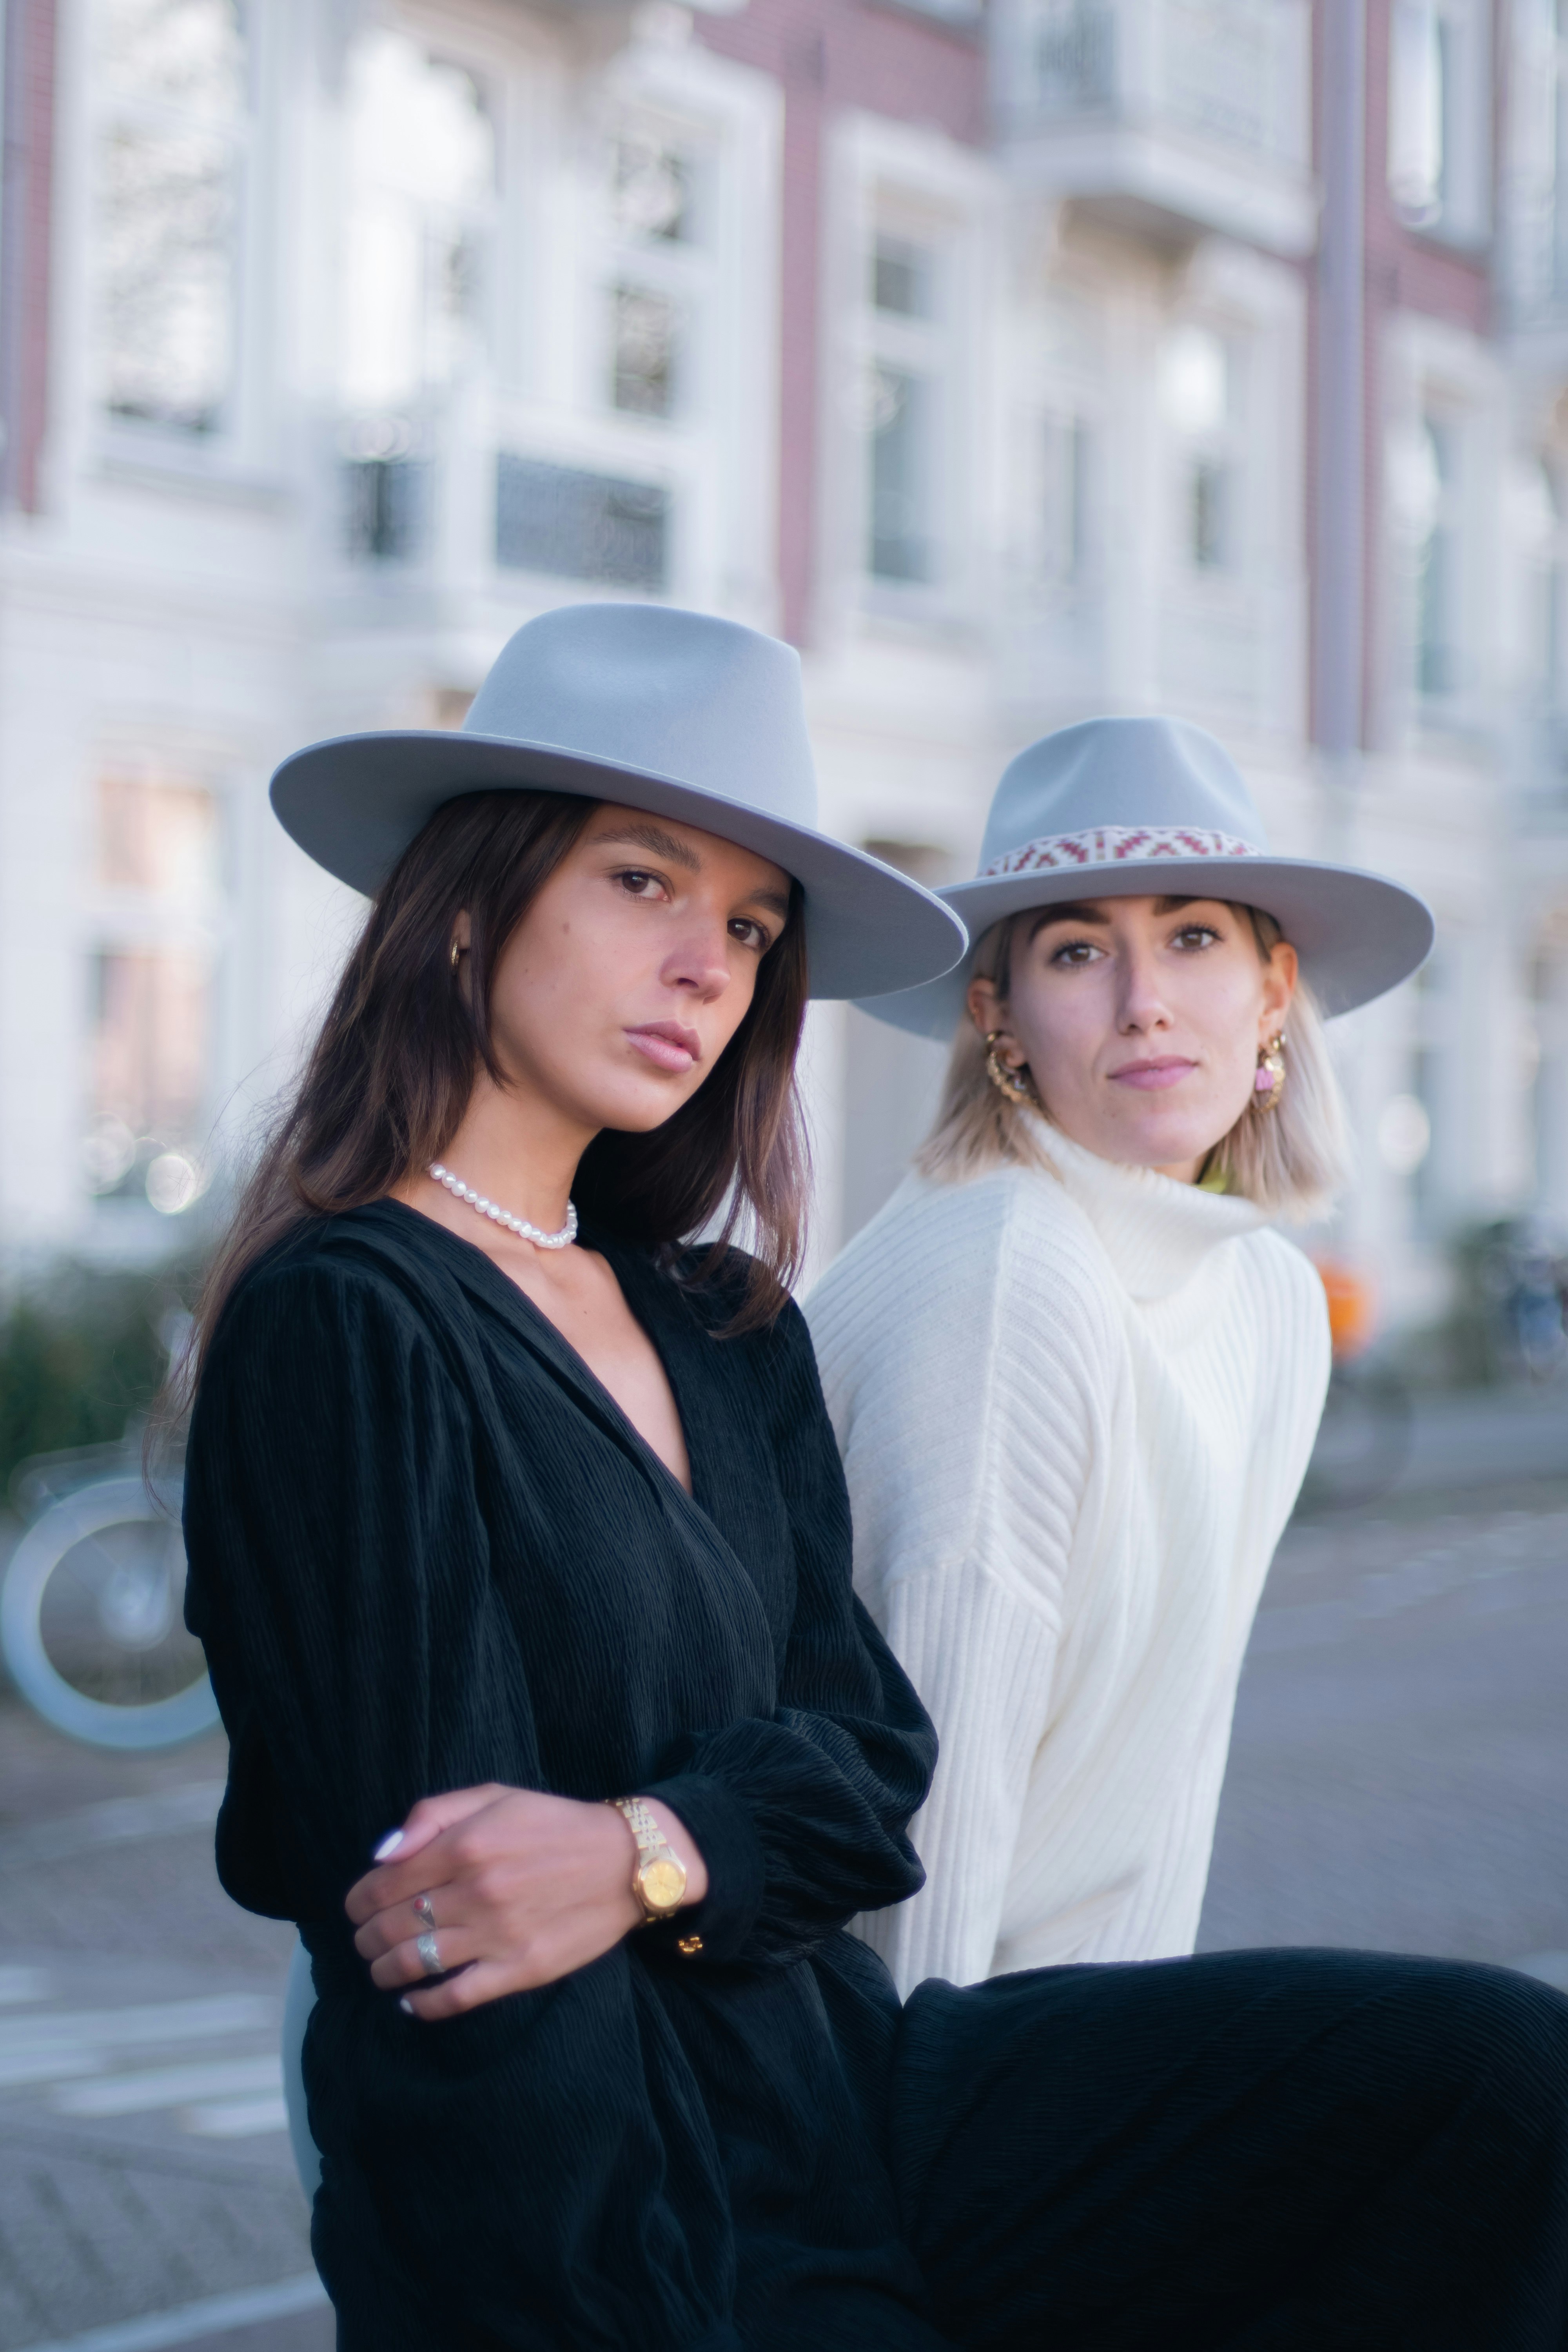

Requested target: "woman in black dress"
[{"left": 183, "top": 603, "right": 1568, "bottom": 2351}]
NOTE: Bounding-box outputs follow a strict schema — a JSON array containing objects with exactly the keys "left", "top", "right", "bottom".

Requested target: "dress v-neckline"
[{"left": 372, "top": 1198, "right": 702, "bottom": 1508}]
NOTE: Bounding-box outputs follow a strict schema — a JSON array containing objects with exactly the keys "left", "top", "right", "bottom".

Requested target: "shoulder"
[
  {"left": 806, "top": 1166, "right": 1120, "bottom": 1403},
  {"left": 205, "top": 1206, "right": 461, "bottom": 1379},
  {"left": 1232, "top": 1226, "right": 1331, "bottom": 1325},
  {"left": 809, "top": 1165, "right": 1110, "bottom": 1330}
]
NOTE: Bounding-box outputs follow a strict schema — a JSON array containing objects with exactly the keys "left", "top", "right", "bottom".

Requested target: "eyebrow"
[
  {"left": 590, "top": 820, "right": 702, "bottom": 872},
  {"left": 590, "top": 820, "right": 793, "bottom": 922},
  {"left": 1029, "top": 893, "right": 1200, "bottom": 936}
]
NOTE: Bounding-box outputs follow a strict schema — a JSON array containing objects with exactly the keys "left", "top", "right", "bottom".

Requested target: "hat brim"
[
  {"left": 856, "top": 855, "right": 1436, "bottom": 1036},
  {"left": 270, "top": 731, "right": 968, "bottom": 1002}
]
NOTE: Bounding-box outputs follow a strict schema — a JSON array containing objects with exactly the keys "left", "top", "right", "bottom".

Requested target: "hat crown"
[
  {"left": 980, "top": 716, "right": 1270, "bottom": 871},
  {"left": 464, "top": 603, "right": 819, "bottom": 829}
]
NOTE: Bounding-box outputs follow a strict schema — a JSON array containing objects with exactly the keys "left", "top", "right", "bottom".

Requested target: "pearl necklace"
[{"left": 428, "top": 1163, "right": 578, "bottom": 1251}]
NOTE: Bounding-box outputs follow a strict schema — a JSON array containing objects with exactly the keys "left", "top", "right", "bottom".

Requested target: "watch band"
[{"left": 608, "top": 1795, "right": 689, "bottom": 1925}]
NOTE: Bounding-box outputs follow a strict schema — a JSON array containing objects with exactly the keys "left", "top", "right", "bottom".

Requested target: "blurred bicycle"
[
  {"left": 0, "top": 1443, "right": 217, "bottom": 1750},
  {"left": 1297, "top": 1262, "right": 1413, "bottom": 1514}
]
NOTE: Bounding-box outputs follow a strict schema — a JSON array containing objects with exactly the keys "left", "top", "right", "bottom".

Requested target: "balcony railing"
[
  {"left": 995, "top": 0, "right": 1314, "bottom": 251},
  {"left": 335, "top": 418, "right": 673, "bottom": 598}
]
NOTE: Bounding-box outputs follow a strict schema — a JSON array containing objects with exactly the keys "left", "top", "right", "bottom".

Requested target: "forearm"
[{"left": 871, "top": 1563, "right": 1060, "bottom": 1993}]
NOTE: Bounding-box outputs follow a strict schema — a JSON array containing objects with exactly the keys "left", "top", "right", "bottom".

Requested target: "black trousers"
[{"left": 894, "top": 1949, "right": 1568, "bottom": 2352}]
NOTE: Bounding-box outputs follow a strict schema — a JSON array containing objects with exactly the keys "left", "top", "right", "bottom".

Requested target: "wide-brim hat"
[
  {"left": 860, "top": 715, "right": 1434, "bottom": 1037},
  {"left": 270, "top": 602, "right": 967, "bottom": 1002}
]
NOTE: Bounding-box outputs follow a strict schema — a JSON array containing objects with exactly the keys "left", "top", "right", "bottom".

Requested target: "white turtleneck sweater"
[{"left": 804, "top": 1125, "right": 1330, "bottom": 1997}]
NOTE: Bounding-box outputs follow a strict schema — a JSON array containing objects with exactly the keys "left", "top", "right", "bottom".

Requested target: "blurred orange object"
[{"left": 1315, "top": 1259, "right": 1377, "bottom": 1362}]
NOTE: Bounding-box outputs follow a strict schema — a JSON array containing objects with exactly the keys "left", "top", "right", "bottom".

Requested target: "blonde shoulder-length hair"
[{"left": 915, "top": 903, "right": 1349, "bottom": 1220}]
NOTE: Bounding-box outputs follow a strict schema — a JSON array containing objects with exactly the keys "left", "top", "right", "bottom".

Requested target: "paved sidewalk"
[
  {"left": 0, "top": 1718, "right": 326, "bottom": 2352},
  {"left": 1200, "top": 1483, "right": 1568, "bottom": 1969},
  {"left": 2, "top": 1468, "right": 1566, "bottom": 2347}
]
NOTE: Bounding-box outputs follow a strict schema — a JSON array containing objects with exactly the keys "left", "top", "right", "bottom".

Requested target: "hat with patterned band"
[
  {"left": 270, "top": 601, "right": 967, "bottom": 1003},
  {"left": 859, "top": 714, "right": 1434, "bottom": 1038}
]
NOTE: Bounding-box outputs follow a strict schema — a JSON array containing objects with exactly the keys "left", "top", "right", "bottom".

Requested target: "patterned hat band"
[{"left": 980, "top": 824, "right": 1263, "bottom": 878}]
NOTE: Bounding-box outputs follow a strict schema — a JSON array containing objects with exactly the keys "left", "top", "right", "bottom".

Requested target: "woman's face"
[
  {"left": 968, "top": 894, "right": 1297, "bottom": 1182},
  {"left": 470, "top": 803, "right": 793, "bottom": 1138}
]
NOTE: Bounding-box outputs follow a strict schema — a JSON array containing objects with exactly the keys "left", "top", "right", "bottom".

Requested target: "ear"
[
  {"left": 1259, "top": 939, "right": 1298, "bottom": 1038},
  {"left": 967, "top": 973, "right": 1004, "bottom": 1037},
  {"left": 452, "top": 910, "right": 473, "bottom": 956}
]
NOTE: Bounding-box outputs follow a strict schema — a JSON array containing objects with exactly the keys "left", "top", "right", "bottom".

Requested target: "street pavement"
[{"left": 0, "top": 1418, "right": 1566, "bottom": 2348}]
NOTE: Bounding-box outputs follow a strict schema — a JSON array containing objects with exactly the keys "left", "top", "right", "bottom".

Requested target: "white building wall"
[{"left": 0, "top": 0, "right": 1556, "bottom": 1339}]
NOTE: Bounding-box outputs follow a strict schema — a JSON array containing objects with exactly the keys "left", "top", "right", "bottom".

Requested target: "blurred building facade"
[{"left": 0, "top": 0, "right": 1562, "bottom": 1325}]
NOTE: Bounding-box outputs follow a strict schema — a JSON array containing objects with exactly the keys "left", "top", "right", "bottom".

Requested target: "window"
[
  {"left": 1160, "top": 324, "right": 1240, "bottom": 574},
  {"left": 614, "top": 131, "right": 694, "bottom": 245},
  {"left": 97, "top": 771, "right": 218, "bottom": 895},
  {"left": 495, "top": 456, "right": 668, "bottom": 589},
  {"left": 1413, "top": 414, "right": 1459, "bottom": 697},
  {"left": 91, "top": 952, "right": 211, "bottom": 1152},
  {"left": 866, "top": 233, "right": 946, "bottom": 588},
  {"left": 96, "top": 0, "right": 249, "bottom": 434},
  {"left": 612, "top": 287, "right": 679, "bottom": 419},
  {"left": 603, "top": 122, "right": 705, "bottom": 426},
  {"left": 85, "top": 767, "right": 220, "bottom": 1209},
  {"left": 1388, "top": 0, "right": 1488, "bottom": 240},
  {"left": 340, "top": 32, "right": 495, "bottom": 419}
]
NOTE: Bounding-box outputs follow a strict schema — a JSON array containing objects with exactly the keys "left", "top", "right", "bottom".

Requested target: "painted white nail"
[
  {"left": 372, "top": 1829, "right": 405, "bottom": 1861},
  {"left": 399, "top": 1996, "right": 415, "bottom": 2016}
]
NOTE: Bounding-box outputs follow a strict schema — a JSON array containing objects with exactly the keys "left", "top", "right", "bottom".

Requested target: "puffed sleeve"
[
  {"left": 184, "top": 1252, "right": 539, "bottom": 1926},
  {"left": 642, "top": 1298, "right": 938, "bottom": 1969}
]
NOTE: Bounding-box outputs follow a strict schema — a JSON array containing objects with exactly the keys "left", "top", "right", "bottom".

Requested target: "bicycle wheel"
[
  {"left": 0, "top": 1476, "right": 218, "bottom": 1749},
  {"left": 1299, "top": 1364, "right": 1414, "bottom": 1513}
]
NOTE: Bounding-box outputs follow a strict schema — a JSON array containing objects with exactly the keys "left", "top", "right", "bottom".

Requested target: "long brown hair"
[{"left": 181, "top": 788, "right": 811, "bottom": 1405}]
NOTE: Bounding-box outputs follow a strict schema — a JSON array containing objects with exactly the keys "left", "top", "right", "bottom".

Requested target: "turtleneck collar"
[{"left": 1023, "top": 1113, "right": 1267, "bottom": 1302}]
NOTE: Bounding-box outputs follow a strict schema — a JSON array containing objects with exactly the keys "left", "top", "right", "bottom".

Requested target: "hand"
[{"left": 344, "top": 1785, "right": 708, "bottom": 2020}]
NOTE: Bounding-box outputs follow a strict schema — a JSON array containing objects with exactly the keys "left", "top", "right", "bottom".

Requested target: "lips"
[
  {"left": 626, "top": 1022, "right": 702, "bottom": 1073},
  {"left": 1109, "top": 1057, "right": 1198, "bottom": 1093}
]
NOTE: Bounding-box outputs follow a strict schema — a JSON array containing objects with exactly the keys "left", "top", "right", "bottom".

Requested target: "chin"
[
  {"left": 581, "top": 1073, "right": 704, "bottom": 1137},
  {"left": 1113, "top": 1119, "right": 1216, "bottom": 1171}
]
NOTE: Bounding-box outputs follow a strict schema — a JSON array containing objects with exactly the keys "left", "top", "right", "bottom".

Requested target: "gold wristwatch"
[{"left": 608, "top": 1795, "right": 688, "bottom": 1923}]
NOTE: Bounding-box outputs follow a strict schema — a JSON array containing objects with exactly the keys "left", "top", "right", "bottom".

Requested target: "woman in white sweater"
[{"left": 806, "top": 715, "right": 1433, "bottom": 1996}]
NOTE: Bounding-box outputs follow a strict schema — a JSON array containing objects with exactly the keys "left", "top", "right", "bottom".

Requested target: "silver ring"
[
  {"left": 412, "top": 1894, "right": 436, "bottom": 1930},
  {"left": 415, "top": 1930, "right": 441, "bottom": 1976}
]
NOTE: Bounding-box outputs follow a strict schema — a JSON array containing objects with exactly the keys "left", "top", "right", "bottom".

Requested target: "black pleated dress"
[{"left": 183, "top": 1201, "right": 952, "bottom": 2350}]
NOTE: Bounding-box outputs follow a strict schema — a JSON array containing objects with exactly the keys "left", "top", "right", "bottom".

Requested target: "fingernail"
[
  {"left": 399, "top": 1996, "right": 414, "bottom": 2016},
  {"left": 372, "top": 1829, "right": 404, "bottom": 1861}
]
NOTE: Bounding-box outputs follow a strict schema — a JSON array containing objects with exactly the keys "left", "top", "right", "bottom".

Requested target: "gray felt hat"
[
  {"left": 270, "top": 602, "right": 967, "bottom": 1002},
  {"left": 860, "top": 715, "right": 1434, "bottom": 1037}
]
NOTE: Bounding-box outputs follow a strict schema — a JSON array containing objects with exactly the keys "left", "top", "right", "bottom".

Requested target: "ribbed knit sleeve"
[
  {"left": 641, "top": 1299, "right": 936, "bottom": 1968},
  {"left": 806, "top": 1174, "right": 1119, "bottom": 1994}
]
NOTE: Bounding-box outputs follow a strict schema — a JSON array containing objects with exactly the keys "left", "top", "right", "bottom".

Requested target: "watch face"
[{"left": 640, "top": 1856, "right": 687, "bottom": 1914}]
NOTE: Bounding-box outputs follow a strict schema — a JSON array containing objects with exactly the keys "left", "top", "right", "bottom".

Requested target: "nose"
[
  {"left": 659, "top": 913, "right": 733, "bottom": 1002},
  {"left": 1115, "top": 937, "right": 1172, "bottom": 1035}
]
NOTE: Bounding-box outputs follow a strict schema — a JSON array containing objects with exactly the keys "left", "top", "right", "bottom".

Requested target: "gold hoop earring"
[
  {"left": 984, "top": 1031, "right": 1037, "bottom": 1110},
  {"left": 449, "top": 937, "right": 462, "bottom": 972},
  {"left": 1252, "top": 1032, "right": 1286, "bottom": 1113}
]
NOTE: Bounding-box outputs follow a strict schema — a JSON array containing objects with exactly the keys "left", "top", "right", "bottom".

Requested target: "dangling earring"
[
  {"left": 984, "top": 1031, "right": 1038, "bottom": 1110},
  {"left": 1253, "top": 1032, "right": 1286, "bottom": 1112},
  {"left": 450, "top": 937, "right": 463, "bottom": 971}
]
